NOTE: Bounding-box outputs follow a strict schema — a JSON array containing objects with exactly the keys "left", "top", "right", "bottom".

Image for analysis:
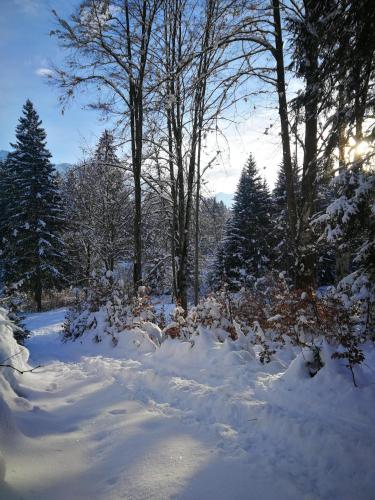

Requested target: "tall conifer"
[
  {"left": 216, "top": 154, "right": 273, "bottom": 288},
  {"left": 2, "top": 100, "right": 65, "bottom": 310}
]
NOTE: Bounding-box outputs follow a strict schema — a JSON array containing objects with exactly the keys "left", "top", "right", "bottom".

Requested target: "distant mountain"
[
  {"left": 215, "top": 192, "right": 234, "bottom": 207},
  {"left": 0, "top": 150, "right": 9, "bottom": 161},
  {"left": 55, "top": 163, "right": 72, "bottom": 174},
  {"left": 0, "top": 150, "right": 71, "bottom": 173}
]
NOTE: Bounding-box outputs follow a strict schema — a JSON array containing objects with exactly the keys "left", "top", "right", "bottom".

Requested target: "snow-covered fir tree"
[
  {"left": 321, "top": 151, "right": 375, "bottom": 295},
  {"left": 1, "top": 100, "right": 65, "bottom": 310},
  {"left": 272, "top": 162, "right": 295, "bottom": 279},
  {"left": 215, "top": 155, "right": 273, "bottom": 288},
  {"left": 62, "top": 130, "right": 133, "bottom": 283},
  {"left": 0, "top": 157, "right": 12, "bottom": 261},
  {"left": 315, "top": 157, "right": 336, "bottom": 286}
]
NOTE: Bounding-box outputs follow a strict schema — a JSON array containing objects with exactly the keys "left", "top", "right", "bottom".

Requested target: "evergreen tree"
[
  {"left": 0, "top": 160, "right": 10, "bottom": 288},
  {"left": 62, "top": 130, "right": 133, "bottom": 283},
  {"left": 0, "top": 157, "right": 12, "bottom": 264},
  {"left": 210, "top": 240, "right": 227, "bottom": 290},
  {"left": 216, "top": 155, "right": 273, "bottom": 288},
  {"left": 315, "top": 157, "right": 336, "bottom": 286},
  {"left": 271, "top": 159, "right": 300, "bottom": 280},
  {"left": 90, "top": 130, "right": 132, "bottom": 273},
  {"left": 2, "top": 100, "right": 65, "bottom": 311},
  {"left": 272, "top": 163, "right": 292, "bottom": 277}
]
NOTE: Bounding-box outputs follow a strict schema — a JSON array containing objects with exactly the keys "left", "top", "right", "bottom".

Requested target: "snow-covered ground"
[{"left": 1, "top": 308, "right": 375, "bottom": 499}]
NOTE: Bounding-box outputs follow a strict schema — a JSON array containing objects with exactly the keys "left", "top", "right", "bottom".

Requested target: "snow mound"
[
  {"left": 0, "top": 308, "right": 30, "bottom": 482},
  {"left": 0, "top": 308, "right": 29, "bottom": 386}
]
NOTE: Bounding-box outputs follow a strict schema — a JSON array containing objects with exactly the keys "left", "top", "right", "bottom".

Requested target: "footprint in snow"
[{"left": 108, "top": 408, "right": 128, "bottom": 415}]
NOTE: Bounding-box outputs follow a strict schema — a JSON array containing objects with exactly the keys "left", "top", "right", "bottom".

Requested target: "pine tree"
[
  {"left": 217, "top": 155, "right": 273, "bottom": 289},
  {"left": 272, "top": 163, "right": 291, "bottom": 277},
  {"left": 2, "top": 100, "right": 66, "bottom": 311},
  {"left": 91, "top": 130, "right": 132, "bottom": 273},
  {"left": 0, "top": 158, "right": 12, "bottom": 264},
  {"left": 271, "top": 159, "right": 300, "bottom": 279},
  {"left": 210, "top": 240, "right": 227, "bottom": 290},
  {"left": 0, "top": 161, "right": 10, "bottom": 289}
]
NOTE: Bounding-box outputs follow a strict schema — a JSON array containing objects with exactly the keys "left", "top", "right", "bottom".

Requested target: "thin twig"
[{"left": 0, "top": 364, "right": 42, "bottom": 375}]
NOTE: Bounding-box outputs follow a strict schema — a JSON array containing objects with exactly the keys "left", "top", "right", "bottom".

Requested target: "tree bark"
[
  {"left": 194, "top": 130, "right": 202, "bottom": 306},
  {"left": 295, "top": 1, "right": 319, "bottom": 290},
  {"left": 35, "top": 267, "right": 42, "bottom": 312},
  {"left": 272, "top": 0, "right": 298, "bottom": 251},
  {"left": 125, "top": 0, "right": 157, "bottom": 291}
]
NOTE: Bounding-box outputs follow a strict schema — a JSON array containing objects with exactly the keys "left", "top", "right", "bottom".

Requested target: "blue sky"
[
  {"left": 0, "top": 0, "right": 105, "bottom": 164},
  {"left": 0, "top": 0, "right": 285, "bottom": 192}
]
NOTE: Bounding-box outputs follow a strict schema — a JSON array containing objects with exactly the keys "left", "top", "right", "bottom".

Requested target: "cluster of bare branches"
[{"left": 50, "top": 0, "right": 374, "bottom": 308}]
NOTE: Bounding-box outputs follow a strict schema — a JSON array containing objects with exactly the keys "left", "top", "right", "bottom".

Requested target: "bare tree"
[
  {"left": 151, "top": 0, "right": 253, "bottom": 309},
  {"left": 51, "top": 0, "right": 162, "bottom": 290}
]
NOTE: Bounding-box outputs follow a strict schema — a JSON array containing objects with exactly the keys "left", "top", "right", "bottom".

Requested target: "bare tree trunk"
[
  {"left": 162, "top": 0, "right": 219, "bottom": 309},
  {"left": 169, "top": 161, "right": 178, "bottom": 300},
  {"left": 133, "top": 154, "right": 143, "bottom": 289},
  {"left": 194, "top": 130, "right": 202, "bottom": 306},
  {"left": 179, "top": 0, "right": 214, "bottom": 311},
  {"left": 296, "top": 1, "right": 319, "bottom": 290},
  {"left": 272, "top": 0, "right": 298, "bottom": 249},
  {"left": 85, "top": 242, "right": 91, "bottom": 282},
  {"left": 125, "top": 0, "right": 158, "bottom": 291},
  {"left": 35, "top": 265, "right": 42, "bottom": 312},
  {"left": 52, "top": 0, "right": 161, "bottom": 291},
  {"left": 179, "top": 117, "right": 199, "bottom": 310}
]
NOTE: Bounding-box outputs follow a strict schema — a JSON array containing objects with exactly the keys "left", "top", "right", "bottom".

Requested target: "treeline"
[{"left": 0, "top": 104, "right": 229, "bottom": 310}]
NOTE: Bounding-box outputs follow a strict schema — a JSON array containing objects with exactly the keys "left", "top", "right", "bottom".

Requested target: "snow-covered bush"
[
  {"left": 64, "top": 271, "right": 159, "bottom": 345},
  {"left": 189, "top": 273, "right": 370, "bottom": 378},
  {"left": 64, "top": 268, "right": 372, "bottom": 384},
  {"left": 163, "top": 305, "right": 187, "bottom": 339},
  {"left": 0, "top": 308, "right": 29, "bottom": 388},
  {"left": 163, "top": 291, "right": 241, "bottom": 342},
  {"left": 186, "top": 292, "right": 238, "bottom": 341},
  {"left": 226, "top": 274, "right": 373, "bottom": 382}
]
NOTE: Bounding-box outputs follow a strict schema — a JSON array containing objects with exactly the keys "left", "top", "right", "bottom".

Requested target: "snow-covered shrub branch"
[
  {"left": 217, "top": 274, "right": 373, "bottom": 383},
  {"left": 313, "top": 151, "right": 375, "bottom": 345},
  {"left": 64, "top": 271, "right": 163, "bottom": 346}
]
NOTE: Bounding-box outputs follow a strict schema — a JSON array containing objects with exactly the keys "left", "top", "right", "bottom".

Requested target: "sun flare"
[{"left": 355, "top": 140, "right": 370, "bottom": 157}]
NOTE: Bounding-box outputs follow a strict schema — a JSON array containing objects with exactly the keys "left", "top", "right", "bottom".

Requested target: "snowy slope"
[{"left": 0, "top": 309, "right": 374, "bottom": 499}]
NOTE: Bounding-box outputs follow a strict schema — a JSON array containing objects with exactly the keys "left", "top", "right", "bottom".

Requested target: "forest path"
[
  {"left": 1, "top": 309, "right": 268, "bottom": 500},
  {"left": 2, "top": 309, "right": 374, "bottom": 500}
]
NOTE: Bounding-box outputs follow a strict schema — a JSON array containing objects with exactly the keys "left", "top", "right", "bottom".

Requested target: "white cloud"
[{"left": 36, "top": 67, "right": 53, "bottom": 77}]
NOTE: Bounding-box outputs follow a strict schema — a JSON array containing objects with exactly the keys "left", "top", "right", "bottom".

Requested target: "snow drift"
[{"left": 0, "top": 307, "right": 29, "bottom": 482}]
